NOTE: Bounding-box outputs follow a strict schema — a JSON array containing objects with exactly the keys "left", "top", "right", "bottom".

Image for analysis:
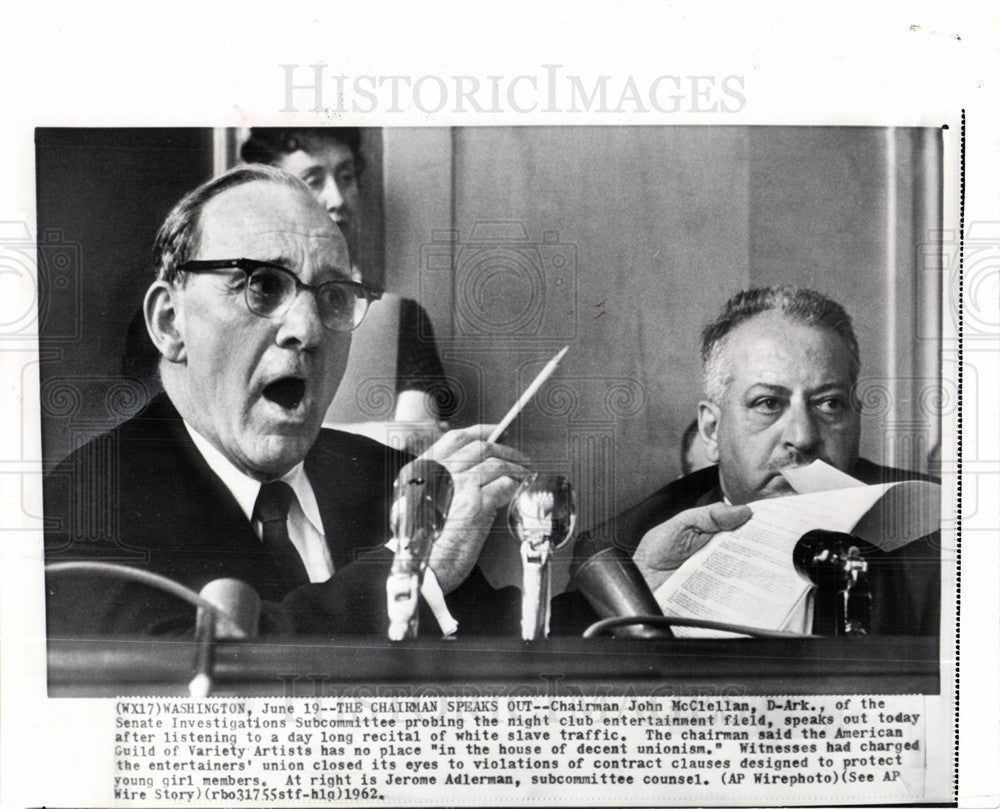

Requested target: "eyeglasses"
[{"left": 176, "top": 258, "right": 381, "bottom": 332}]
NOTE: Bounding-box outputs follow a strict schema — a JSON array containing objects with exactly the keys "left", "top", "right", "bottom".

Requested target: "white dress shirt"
[
  {"left": 183, "top": 422, "right": 457, "bottom": 634},
  {"left": 186, "top": 423, "right": 334, "bottom": 582}
]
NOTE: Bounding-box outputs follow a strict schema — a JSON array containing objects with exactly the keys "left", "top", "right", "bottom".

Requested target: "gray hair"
[
  {"left": 701, "top": 286, "right": 861, "bottom": 402},
  {"left": 152, "top": 164, "right": 307, "bottom": 283}
]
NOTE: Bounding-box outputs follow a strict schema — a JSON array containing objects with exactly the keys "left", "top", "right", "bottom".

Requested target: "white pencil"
[{"left": 488, "top": 346, "right": 570, "bottom": 443}]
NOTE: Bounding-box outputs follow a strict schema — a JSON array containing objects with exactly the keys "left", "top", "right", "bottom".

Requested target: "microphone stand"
[
  {"left": 45, "top": 563, "right": 260, "bottom": 695},
  {"left": 386, "top": 460, "right": 454, "bottom": 641},
  {"left": 508, "top": 474, "right": 575, "bottom": 641}
]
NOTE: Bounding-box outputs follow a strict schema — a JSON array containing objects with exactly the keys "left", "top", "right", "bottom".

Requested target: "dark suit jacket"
[
  {"left": 44, "top": 394, "right": 518, "bottom": 637},
  {"left": 568, "top": 459, "right": 941, "bottom": 636}
]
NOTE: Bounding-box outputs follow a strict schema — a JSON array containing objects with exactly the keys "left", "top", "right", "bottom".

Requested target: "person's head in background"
[
  {"left": 240, "top": 128, "right": 364, "bottom": 271},
  {"left": 680, "top": 418, "right": 714, "bottom": 477}
]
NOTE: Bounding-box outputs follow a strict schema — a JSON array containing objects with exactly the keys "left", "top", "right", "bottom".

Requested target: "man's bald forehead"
[
  {"left": 154, "top": 164, "right": 323, "bottom": 284},
  {"left": 193, "top": 179, "right": 350, "bottom": 276},
  {"left": 705, "top": 311, "right": 858, "bottom": 404},
  {"left": 197, "top": 178, "right": 331, "bottom": 231}
]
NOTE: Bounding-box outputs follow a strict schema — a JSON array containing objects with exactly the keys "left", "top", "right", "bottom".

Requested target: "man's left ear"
[
  {"left": 697, "top": 401, "right": 721, "bottom": 464},
  {"left": 144, "top": 281, "right": 186, "bottom": 363}
]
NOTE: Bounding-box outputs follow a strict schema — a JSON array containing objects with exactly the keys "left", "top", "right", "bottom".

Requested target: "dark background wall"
[{"left": 36, "top": 129, "right": 215, "bottom": 465}]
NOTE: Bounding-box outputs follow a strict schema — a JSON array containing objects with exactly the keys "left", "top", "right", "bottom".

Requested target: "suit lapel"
[
  {"left": 124, "top": 395, "right": 268, "bottom": 587},
  {"left": 140, "top": 398, "right": 404, "bottom": 587},
  {"left": 306, "top": 430, "right": 405, "bottom": 571}
]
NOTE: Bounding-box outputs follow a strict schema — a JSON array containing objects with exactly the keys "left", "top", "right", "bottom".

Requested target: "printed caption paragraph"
[{"left": 111, "top": 694, "right": 928, "bottom": 804}]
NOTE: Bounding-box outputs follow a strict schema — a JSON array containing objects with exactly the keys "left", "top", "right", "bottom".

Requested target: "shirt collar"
[{"left": 183, "top": 422, "right": 324, "bottom": 534}]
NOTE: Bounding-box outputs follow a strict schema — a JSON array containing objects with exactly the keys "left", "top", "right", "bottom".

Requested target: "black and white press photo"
[{"left": 4, "top": 6, "right": 995, "bottom": 804}]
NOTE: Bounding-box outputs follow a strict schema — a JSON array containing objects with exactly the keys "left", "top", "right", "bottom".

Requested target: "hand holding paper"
[
  {"left": 641, "top": 461, "right": 941, "bottom": 636},
  {"left": 633, "top": 503, "right": 753, "bottom": 593}
]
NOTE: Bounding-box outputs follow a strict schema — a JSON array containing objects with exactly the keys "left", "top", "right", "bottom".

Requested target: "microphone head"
[
  {"left": 198, "top": 579, "right": 261, "bottom": 639},
  {"left": 391, "top": 458, "right": 454, "bottom": 540},
  {"left": 792, "top": 530, "right": 873, "bottom": 590},
  {"left": 508, "top": 473, "right": 576, "bottom": 550},
  {"left": 394, "top": 457, "right": 453, "bottom": 492}
]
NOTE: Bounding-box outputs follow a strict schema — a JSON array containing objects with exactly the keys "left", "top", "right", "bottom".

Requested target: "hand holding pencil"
[{"left": 412, "top": 346, "right": 571, "bottom": 593}]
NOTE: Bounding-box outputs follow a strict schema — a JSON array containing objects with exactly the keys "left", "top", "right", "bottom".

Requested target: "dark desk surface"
[{"left": 48, "top": 635, "right": 940, "bottom": 697}]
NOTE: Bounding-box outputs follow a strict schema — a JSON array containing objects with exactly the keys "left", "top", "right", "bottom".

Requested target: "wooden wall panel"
[
  {"left": 382, "top": 126, "right": 941, "bottom": 590},
  {"left": 748, "top": 127, "right": 942, "bottom": 471}
]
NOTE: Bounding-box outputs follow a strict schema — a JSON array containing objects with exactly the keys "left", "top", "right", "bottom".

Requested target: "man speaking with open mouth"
[{"left": 44, "top": 165, "right": 529, "bottom": 637}]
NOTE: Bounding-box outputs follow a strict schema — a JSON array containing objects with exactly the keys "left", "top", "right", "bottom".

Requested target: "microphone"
[
  {"left": 45, "top": 562, "right": 262, "bottom": 694},
  {"left": 570, "top": 545, "right": 674, "bottom": 639},
  {"left": 571, "top": 526, "right": 875, "bottom": 642},
  {"left": 196, "top": 579, "right": 261, "bottom": 640},
  {"left": 508, "top": 474, "right": 575, "bottom": 641},
  {"left": 793, "top": 530, "right": 873, "bottom": 636},
  {"left": 386, "top": 458, "right": 454, "bottom": 640},
  {"left": 188, "top": 579, "right": 262, "bottom": 696}
]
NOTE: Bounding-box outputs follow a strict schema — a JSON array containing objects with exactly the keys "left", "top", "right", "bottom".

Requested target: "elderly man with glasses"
[{"left": 44, "top": 165, "right": 528, "bottom": 637}]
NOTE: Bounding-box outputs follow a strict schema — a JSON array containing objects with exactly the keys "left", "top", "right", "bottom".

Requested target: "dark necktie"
[{"left": 253, "top": 480, "right": 309, "bottom": 597}]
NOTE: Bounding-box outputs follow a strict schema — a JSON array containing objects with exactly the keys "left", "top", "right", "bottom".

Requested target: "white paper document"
[{"left": 652, "top": 463, "right": 941, "bottom": 637}]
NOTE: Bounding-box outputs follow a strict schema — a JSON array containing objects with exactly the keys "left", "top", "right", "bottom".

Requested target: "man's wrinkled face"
[
  {"left": 173, "top": 181, "right": 351, "bottom": 479},
  {"left": 699, "top": 311, "right": 861, "bottom": 505},
  {"left": 274, "top": 140, "right": 363, "bottom": 257}
]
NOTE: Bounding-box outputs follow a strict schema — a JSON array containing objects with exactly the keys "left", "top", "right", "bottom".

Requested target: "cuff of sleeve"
[{"left": 421, "top": 570, "right": 458, "bottom": 636}]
